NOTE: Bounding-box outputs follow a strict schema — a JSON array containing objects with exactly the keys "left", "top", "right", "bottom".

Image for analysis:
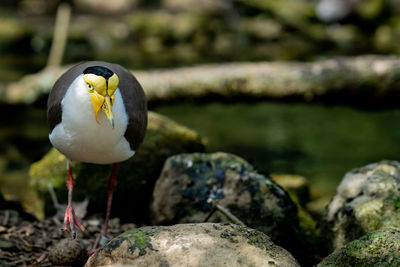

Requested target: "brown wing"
[
  {"left": 47, "top": 61, "right": 148, "bottom": 151},
  {"left": 102, "top": 62, "right": 148, "bottom": 151}
]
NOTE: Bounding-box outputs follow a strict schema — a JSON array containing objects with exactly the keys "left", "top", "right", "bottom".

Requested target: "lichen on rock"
[
  {"left": 151, "top": 152, "right": 299, "bottom": 254},
  {"left": 321, "top": 160, "right": 400, "bottom": 253},
  {"left": 86, "top": 223, "right": 300, "bottom": 267},
  {"left": 318, "top": 228, "right": 400, "bottom": 267}
]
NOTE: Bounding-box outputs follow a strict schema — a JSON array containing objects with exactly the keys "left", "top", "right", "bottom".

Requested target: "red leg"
[
  {"left": 102, "top": 163, "right": 118, "bottom": 238},
  {"left": 88, "top": 163, "right": 118, "bottom": 256},
  {"left": 64, "top": 160, "right": 86, "bottom": 238}
]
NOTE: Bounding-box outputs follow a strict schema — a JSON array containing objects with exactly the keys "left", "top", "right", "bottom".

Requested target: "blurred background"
[{"left": 1, "top": 0, "right": 400, "bottom": 215}]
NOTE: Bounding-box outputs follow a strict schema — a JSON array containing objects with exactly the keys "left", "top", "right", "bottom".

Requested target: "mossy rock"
[
  {"left": 271, "top": 174, "right": 310, "bottom": 206},
  {"left": 151, "top": 152, "right": 304, "bottom": 262},
  {"left": 321, "top": 161, "right": 400, "bottom": 253},
  {"left": 29, "top": 111, "right": 206, "bottom": 223},
  {"left": 271, "top": 174, "right": 321, "bottom": 265},
  {"left": 86, "top": 223, "right": 300, "bottom": 267},
  {"left": 318, "top": 228, "right": 400, "bottom": 267}
]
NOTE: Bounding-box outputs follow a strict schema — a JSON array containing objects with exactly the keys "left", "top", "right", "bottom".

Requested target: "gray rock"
[
  {"left": 150, "top": 152, "right": 299, "bottom": 250},
  {"left": 29, "top": 112, "right": 206, "bottom": 222},
  {"left": 271, "top": 174, "right": 310, "bottom": 206},
  {"left": 86, "top": 223, "right": 300, "bottom": 267},
  {"left": 321, "top": 160, "right": 400, "bottom": 252},
  {"left": 49, "top": 238, "right": 87, "bottom": 266},
  {"left": 318, "top": 228, "right": 400, "bottom": 267}
]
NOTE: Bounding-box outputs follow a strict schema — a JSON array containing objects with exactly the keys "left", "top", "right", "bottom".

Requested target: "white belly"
[{"left": 49, "top": 74, "right": 135, "bottom": 164}]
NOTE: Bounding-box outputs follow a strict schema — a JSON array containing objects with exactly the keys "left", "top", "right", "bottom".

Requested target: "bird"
[{"left": 47, "top": 61, "right": 147, "bottom": 245}]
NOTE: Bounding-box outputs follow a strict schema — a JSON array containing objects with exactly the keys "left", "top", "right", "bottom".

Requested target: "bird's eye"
[{"left": 87, "top": 83, "right": 93, "bottom": 90}]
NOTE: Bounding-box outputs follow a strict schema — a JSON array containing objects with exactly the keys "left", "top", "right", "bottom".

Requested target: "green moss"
[
  {"left": 29, "top": 148, "right": 67, "bottom": 191},
  {"left": 131, "top": 232, "right": 149, "bottom": 250},
  {"left": 354, "top": 199, "right": 384, "bottom": 233},
  {"left": 121, "top": 226, "right": 161, "bottom": 239},
  {"left": 117, "top": 226, "right": 160, "bottom": 256},
  {"left": 387, "top": 191, "right": 400, "bottom": 209},
  {"left": 219, "top": 227, "right": 240, "bottom": 244},
  {"left": 318, "top": 228, "right": 400, "bottom": 267}
]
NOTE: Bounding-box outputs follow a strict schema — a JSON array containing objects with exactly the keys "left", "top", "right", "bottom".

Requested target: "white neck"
[{"left": 49, "top": 74, "right": 135, "bottom": 164}]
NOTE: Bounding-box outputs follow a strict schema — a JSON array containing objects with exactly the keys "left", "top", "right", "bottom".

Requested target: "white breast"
[{"left": 49, "top": 74, "right": 135, "bottom": 164}]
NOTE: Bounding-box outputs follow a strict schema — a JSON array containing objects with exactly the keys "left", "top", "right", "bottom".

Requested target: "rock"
[
  {"left": 150, "top": 152, "right": 299, "bottom": 252},
  {"left": 48, "top": 238, "right": 87, "bottom": 266},
  {"left": 321, "top": 160, "right": 400, "bottom": 252},
  {"left": 86, "top": 223, "right": 300, "bottom": 267},
  {"left": 317, "top": 228, "right": 400, "bottom": 267},
  {"left": 306, "top": 195, "right": 331, "bottom": 219},
  {"left": 271, "top": 174, "right": 321, "bottom": 265},
  {"left": 29, "top": 112, "right": 206, "bottom": 223},
  {"left": 271, "top": 174, "right": 310, "bottom": 206}
]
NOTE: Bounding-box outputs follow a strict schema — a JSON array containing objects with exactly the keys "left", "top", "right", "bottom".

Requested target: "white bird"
[{"left": 47, "top": 61, "right": 147, "bottom": 245}]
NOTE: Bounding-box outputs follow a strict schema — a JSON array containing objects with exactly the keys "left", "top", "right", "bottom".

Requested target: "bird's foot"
[
  {"left": 87, "top": 235, "right": 111, "bottom": 256},
  {"left": 87, "top": 248, "right": 98, "bottom": 257},
  {"left": 63, "top": 205, "right": 86, "bottom": 238},
  {"left": 99, "top": 235, "right": 112, "bottom": 246}
]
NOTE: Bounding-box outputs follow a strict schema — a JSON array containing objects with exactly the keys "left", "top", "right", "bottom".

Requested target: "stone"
[
  {"left": 306, "top": 195, "right": 331, "bottom": 219},
  {"left": 150, "top": 152, "right": 299, "bottom": 253},
  {"left": 86, "top": 223, "right": 300, "bottom": 267},
  {"left": 48, "top": 238, "right": 87, "bottom": 266},
  {"left": 317, "top": 228, "right": 400, "bottom": 267},
  {"left": 271, "top": 174, "right": 310, "bottom": 206},
  {"left": 29, "top": 112, "right": 206, "bottom": 222},
  {"left": 271, "top": 174, "right": 321, "bottom": 266},
  {"left": 321, "top": 160, "right": 400, "bottom": 252}
]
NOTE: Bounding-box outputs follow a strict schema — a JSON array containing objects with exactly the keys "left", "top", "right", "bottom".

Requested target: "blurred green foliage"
[{"left": 0, "top": 0, "right": 399, "bottom": 81}]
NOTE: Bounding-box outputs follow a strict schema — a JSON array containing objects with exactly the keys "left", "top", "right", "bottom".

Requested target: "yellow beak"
[
  {"left": 89, "top": 92, "right": 114, "bottom": 128},
  {"left": 102, "top": 95, "right": 114, "bottom": 128}
]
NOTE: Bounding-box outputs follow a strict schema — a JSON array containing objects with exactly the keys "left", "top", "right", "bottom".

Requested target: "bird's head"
[{"left": 82, "top": 66, "right": 119, "bottom": 128}]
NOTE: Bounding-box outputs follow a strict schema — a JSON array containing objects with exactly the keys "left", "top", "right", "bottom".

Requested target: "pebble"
[{"left": 48, "top": 238, "right": 87, "bottom": 266}]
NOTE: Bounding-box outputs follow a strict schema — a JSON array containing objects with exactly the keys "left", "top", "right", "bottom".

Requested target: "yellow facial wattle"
[
  {"left": 83, "top": 73, "right": 119, "bottom": 127},
  {"left": 107, "top": 73, "right": 119, "bottom": 96}
]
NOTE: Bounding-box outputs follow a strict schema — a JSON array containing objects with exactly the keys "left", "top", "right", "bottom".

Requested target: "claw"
[
  {"left": 63, "top": 205, "right": 86, "bottom": 238},
  {"left": 63, "top": 160, "right": 86, "bottom": 238}
]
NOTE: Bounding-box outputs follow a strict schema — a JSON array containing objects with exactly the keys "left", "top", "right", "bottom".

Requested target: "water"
[
  {"left": 2, "top": 101, "right": 400, "bottom": 211},
  {"left": 154, "top": 101, "right": 400, "bottom": 197}
]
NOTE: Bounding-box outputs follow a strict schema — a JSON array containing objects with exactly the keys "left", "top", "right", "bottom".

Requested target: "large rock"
[
  {"left": 271, "top": 174, "right": 310, "bottom": 206},
  {"left": 270, "top": 174, "right": 319, "bottom": 266},
  {"left": 29, "top": 112, "right": 206, "bottom": 223},
  {"left": 321, "top": 160, "right": 400, "bottom": 252},
  {"left": 86, "top": 223, "right": 300, "bottom": 267},
  {"left": 150, "top": 152, "right": 299, "bottom": 251},
  {"left": 318, "top": 228, "right": 400, "bottom": 267}
]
